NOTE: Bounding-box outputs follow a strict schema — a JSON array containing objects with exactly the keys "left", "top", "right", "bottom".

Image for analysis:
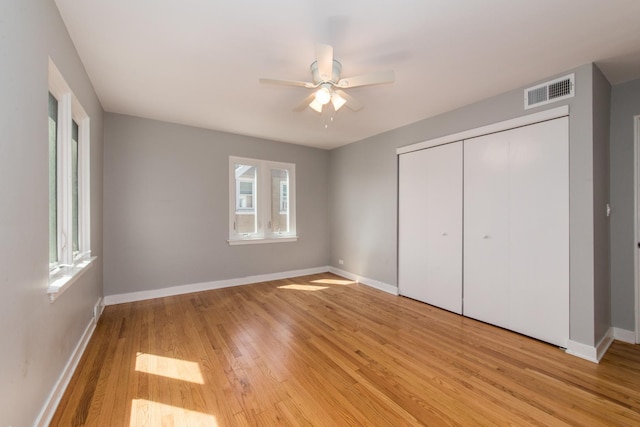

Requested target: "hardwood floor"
[{"left": 51, "top": 273, "right": 640, "bottom": 426}]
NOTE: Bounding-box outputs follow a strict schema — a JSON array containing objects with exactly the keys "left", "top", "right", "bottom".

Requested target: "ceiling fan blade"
[
  {"left": 293, "top": 93, "right": 317, "bottom": 112},
  {"left": 259, "top": 78, "right": 316, "bottom": 89},
  {"left": 315, "top": 43, "right": 334, "bottom": 82},
  {"left": 337, "top": 69, "right": 394, "bottom": 88},
  {"left": 335, "top": 90, "right": 363, "bottom": 111}
]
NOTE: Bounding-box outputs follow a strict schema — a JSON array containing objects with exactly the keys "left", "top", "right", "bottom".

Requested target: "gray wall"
[
  {"left": 330, "top": 63, "right": 608, "bottom": 346},
  {"left": 0, "top": 1, "right": 104, "bottom": 426},
  {"left": 610, "top": 78, "right": 640, "bottom": 331},
  {"left": 592, "top": 66, "right": 612, "bottom": 341},
  {"left": 103, "top": 114, "right": 329, "bottom": 296}
]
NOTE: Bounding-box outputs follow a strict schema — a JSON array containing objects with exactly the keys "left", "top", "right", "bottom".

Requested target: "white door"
[
  {"left": 508, "top": 117, "right": 569, "bottom": 347},
  {"left": 464, "top": 118, "right": 569, "bottom": 347},
  {"left": 398, "top": 142, "right": 463, "bottom": 314},
  {"left": 463, "top": 132, "right": 510, "bottom": 328}
]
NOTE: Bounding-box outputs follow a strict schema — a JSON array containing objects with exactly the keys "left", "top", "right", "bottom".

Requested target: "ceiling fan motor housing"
[{"left": 311, "top": 60, "right": 342, "bottom": 85}]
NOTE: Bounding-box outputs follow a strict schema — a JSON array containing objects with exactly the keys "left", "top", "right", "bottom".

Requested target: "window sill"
[
  {"left": 228, "top": 236, "right": 298, "bottom": 245},
  {"left": 48, "top": 255, "right": 97, "bottom": 302}
]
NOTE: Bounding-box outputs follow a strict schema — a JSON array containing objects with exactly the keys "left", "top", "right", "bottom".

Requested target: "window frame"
[
  {"left": 228, "top": 156, "right": 297, "bottom": 244},
  {"left": 47, "top": 58, "right": 95, "bottom": 301}
]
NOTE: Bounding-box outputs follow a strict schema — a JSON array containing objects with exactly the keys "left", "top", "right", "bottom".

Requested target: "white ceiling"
[{"left": 54, "top": 0, "right": 640, "bottom": 150}]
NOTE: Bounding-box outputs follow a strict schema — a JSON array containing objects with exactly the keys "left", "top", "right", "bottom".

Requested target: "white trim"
[
  {"left": 565, "top": 340, "right": 598, "bottom": 363},
  {"left": 47, "top": 255, "right": 97, "bottom": 302},
  {"left": 635, "top": 114, "right": 640, "bottom": 344},
  {"left": 613, "top": 327, "right": 636, "bottom": 344},
  {"left": 93, "top": 297, "right": 105, "bottom": 320},
  {"left": 56, "top": 92, "right": 72, "bottom": 265},
  {"left": 328, "top": 266, "right": 399, "bottom": 295},
  {"left": 103, "top": 266, "right": 399, "bottom": 305},
  {"left": 596, "top": 329, "right": 615, "bottom": 361},
  {"left": 396, "top": 105, "right": 569, "bottom": 155},
  {"left": 49, "top": 58, "right": 92, "bottom": 299},
  {"left": 104, "top": 266, "right": 330, "bottom": 305},
  {"left": 228, "top": 236, "right": 298, "bottom": 245},
  {"left": 229, "top": 156, "right": 297, "bottom": 241},
  {"left": 565, "top": 328, "right": 614, "bottom": 363},
  {"left": 79, "top": 117, "right": 91, "bottom": 253},
  {"left": 34, "top": 297, "right": 103, "bottom": 427}
]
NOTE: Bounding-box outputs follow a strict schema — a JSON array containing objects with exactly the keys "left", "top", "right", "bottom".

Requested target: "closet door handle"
[
  {"left": 482, "top": 235, "right": 490, "bottom": 239},
  {"left": 441, "top": 232, "right": 448, "bottom": 236}
]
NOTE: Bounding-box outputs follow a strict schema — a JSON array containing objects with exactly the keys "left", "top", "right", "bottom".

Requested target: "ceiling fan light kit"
[
  {"left": 331, "top": 92, "right": 347, "bottom": 111},
  {"left": 260, "top": 43, "right": 394, "bottom": 114},
  {"left": 315, "top": 84, "right": 332, "bottom": 105},
  {"left": 309, "top": 99, "right": 323, "bottom": 113}
]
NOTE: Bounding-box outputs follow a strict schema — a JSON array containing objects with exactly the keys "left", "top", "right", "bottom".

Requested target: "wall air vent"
[{"left": 524, "top": 73, "right": 574, "bottom": 109}]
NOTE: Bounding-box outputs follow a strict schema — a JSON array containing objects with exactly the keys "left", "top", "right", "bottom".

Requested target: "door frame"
[{"left": 634, "top": 114, "right": 640, "bottom": 344}]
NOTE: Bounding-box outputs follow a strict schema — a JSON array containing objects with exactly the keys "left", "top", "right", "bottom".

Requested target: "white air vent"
[{"left": 524, "top": 74, "right": 574, "bottom": 109}]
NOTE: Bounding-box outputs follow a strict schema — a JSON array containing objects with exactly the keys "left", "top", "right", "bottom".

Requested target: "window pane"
[
  {"left": 271, "top": 168, "right": 289, "bottom": 233},
  {"left": 234, "top": 164, "right": 257, "bottom": 234},
  {"left": 72, "top": 120, "right": 79, "bottom": 253},
  {"left": 48, "top": 93, "right": 58, "bottom": 264}
]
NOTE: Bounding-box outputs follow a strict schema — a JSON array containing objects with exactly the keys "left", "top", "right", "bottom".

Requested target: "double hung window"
[{"left": 229, "top": 157, "right": 296, "bottom": 244}]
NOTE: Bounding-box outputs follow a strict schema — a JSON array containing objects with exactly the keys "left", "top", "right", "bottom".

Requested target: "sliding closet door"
[
  {"left": 508, "top": 117, "right": 569, "bottom": 347},
  {"left": 398, "top": 142, "right": 463, "bottom": 314},
  {"left": 463, "top": 132, "right": 510, "bottom": 328}
]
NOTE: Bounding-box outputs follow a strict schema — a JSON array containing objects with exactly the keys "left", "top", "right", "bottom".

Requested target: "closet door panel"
[
  {"left": 398, "top": 142, "right": 463, "bottom": 314},
  {"left": 508, "top": 117, "right": 569, "bottom": 347},
  {"left": 463, "top": 132, "right": 510, "bottom": 328}
]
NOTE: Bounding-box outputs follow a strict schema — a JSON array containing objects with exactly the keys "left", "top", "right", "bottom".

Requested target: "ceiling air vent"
[{"left": 524, "top": 73, "right": 574, "bottom": 109}]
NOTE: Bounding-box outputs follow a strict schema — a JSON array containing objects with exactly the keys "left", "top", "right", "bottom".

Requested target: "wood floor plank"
[{"left": 51, "top": 273, "right": 640, "bottom": 426}]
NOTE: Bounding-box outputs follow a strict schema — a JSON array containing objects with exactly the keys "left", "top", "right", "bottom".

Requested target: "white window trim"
[
  {"left": 48, "top": 58, "right": 95, "bottom": 302},
  {"left": 228, "top": 156, "right": 297, "bottom": 244}
]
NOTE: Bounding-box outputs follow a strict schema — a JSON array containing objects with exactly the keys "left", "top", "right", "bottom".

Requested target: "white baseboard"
[
  {"left": 565, "top": 340, "right": 598, "bottom": 363},
  {"left": 35, "top": 297, "right": 103, "bottom": 427},
  {"left": 104, "top": 266, "right": 331, "bottom": 305},
  {"left": 613, "top": 327, "right": 636, "bottom": 344},
  {"left": 328, "top": 266, "right": 398, "bottom": 295},
  {"left": 565, "top": 328, "right": 614, "bottom": 363},
  {"left": 93, "top": 296, "right": 104, "bottom": 321},
  {"left": 596, "top": 329, "right": 615, "bottom": 361}
]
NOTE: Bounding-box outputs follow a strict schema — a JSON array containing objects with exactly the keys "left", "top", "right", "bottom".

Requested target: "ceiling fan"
[{"left": 259, "top": 44, "right": 394, "bottom": 113}]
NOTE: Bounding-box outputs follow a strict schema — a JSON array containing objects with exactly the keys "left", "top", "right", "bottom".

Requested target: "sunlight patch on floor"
[
  {"left": 311, "top": 278, "right": 356, "bottom": 285},
  {"left": 278, "top": 284, "right": 329, "bottom": 291},
  {"left": 130, "top": 399, "right": 218, "bottom": 426},
  {"left": 135, "top": 352, "right": 204, "bottom": 384}
]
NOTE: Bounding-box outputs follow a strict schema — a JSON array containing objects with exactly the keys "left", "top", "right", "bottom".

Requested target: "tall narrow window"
[
  {"left": 72, "top": 120, "right": 79, "bottom": 254},
  {"left": 48, "top": 58, "right": 93, "bottom": 301},
  {"left": 229, "top": 157, "right": 296, "bottom": 244},
  {"left": 234, "top": 163, "right": 257, "bottom": 235},
  {"left": 48, "top": 92, "right": 58, "bottom": 266},
  {"left": 271, "top": 168, "right": 289, "bottom": 234}
]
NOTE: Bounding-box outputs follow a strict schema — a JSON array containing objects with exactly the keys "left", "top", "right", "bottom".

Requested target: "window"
[
  {"left": 48, "top": 58, "right": 94, "bottom": 301},
  {"left": 279, "top": 181, "right": 288, "bottom": 213},
  {"left": 48, "top": 92, "right": 58, "bottom": 265},
  {"left": 229, "top": 156, "right": 296, "bottom": 244},
  {"left": 72, "top": 120, "right": 80, "bottom": 254}
]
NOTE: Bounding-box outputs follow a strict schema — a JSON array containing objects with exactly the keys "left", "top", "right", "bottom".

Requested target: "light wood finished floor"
[{"left": 52, "top": 273, "right": 640, "bottom": 426}]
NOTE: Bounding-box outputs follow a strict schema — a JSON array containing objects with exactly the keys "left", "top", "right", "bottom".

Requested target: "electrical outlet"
[{"left": 338, "top": 259, "right": 344, "bottom": 265}]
